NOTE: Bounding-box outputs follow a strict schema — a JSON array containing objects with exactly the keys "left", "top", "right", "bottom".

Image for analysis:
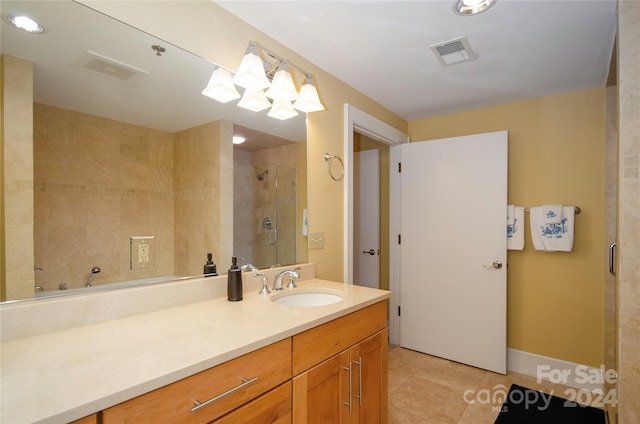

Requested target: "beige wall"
[
  {"left": 408, "top": 88, "right": 606, "bottom": 367},
  {"left": 617, "top": 1, "right": 640, "bottom": 422},
  {"left": 2, "top": 56, "right": 34, "bottom": 300},
  {"left": 34, "top": 104, "right": 175, "bottom": 290}
]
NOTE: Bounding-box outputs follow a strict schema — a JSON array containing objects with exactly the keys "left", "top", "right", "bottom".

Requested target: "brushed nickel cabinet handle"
[
  {"left": 353, "top": 357, "right": 363, "bottom": 406},
  {"left": 190, "top": 377, "right": 258, "bottom": 413},
  {"left": 343, "top": 364, "right": 352, "bottom": 412}
]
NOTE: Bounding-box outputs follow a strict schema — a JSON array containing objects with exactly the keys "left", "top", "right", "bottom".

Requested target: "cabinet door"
[
  {"left": 293, "top": 350, "right": 351, "bottom": 424},
  {"left": 350, "top": 329, "right": 388, "bottom": 424},
  {"left": 212, "top": 382, "right": 291, "bottom": 424}
]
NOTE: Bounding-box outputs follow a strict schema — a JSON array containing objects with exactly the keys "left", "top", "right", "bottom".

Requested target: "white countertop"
[{"left": 0, "top": 279, "right": 389, "bottom": 423}]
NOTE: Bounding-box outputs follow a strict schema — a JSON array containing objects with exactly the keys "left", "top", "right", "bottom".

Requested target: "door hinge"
[
  {"left": 398, "top": 306, "right": 401, "bottom": 316},
  {"left": 398, "top": 162, "right": 402, "bottom": 172},
  {"left": 398, "top": 234, "right": 401, "bottom": 244}
]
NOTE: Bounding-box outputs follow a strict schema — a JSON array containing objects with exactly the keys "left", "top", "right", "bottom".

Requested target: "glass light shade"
[
  {"left": 293, "top": 76, "right": 325, "bottom": 112},
  {"left": 265, "top": 62, "right": 298, "bottom": 101},
  {"left": 233, "top": 136, "right": 246, "bottom": 145},
  {"left": 237, "top": 89, "right": 272, "bottom": 112},
  {"left": 232, "top": 43, "right": 270, "bottom": 91},
  {"left": 201, "top": 68, "right": 240, "bottom": 103},
  {"left": 453, "top": 0, "right": 496, "bottom": 15},
  {"left": 7, "top": 15, "right": 45, "bottom": 33},
  {"left": 267, "top": 98, "right": 299, "bottom": 120}
]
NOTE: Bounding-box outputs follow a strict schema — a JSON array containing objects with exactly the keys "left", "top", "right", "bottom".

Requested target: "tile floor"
[{"left": 388, "top": 346, "right": 597, "bottom": 424}]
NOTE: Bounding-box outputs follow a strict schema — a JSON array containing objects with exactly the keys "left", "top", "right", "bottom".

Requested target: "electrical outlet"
[
  {"left": 130, "top": 236, "right": 154, "bottom": 270},
  {"left": 138, "top": 243, "right": 150, "bottom": 263},
  {"left": 308, "top": 232, "right": 324, "bottom": 250}
]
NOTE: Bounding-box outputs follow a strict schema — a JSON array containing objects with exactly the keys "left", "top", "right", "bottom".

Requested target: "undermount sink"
[{"left": 271, "top": 289, "right": 344, "bottom": 307}]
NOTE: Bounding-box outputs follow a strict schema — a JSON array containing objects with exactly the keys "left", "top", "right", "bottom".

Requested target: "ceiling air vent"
[
  {"left": 72, "top": 51, "right": 148, "bottom": 85},
  {"left": 430, "top": 36, "right": 477, "bottom": 66}
]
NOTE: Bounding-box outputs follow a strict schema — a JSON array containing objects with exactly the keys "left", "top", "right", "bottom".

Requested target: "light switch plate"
[
  {"left": 308, "top": 232, "right": 324, "bottom": 250},
  {"left": 130, "top": 236, "right": 154, "bottom": 270}
]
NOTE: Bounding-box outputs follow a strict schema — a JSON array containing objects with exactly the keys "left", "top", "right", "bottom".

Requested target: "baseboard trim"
[{"left": 507, "top": 348, "right": 605, "bottom": 392}]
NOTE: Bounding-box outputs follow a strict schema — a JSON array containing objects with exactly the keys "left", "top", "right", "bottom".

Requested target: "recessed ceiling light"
[
  {"left": 233, "top": 136, "right": 246, "bottom": 145},
  {"left": 5, "top": 15, "right": 46, "bottom": 33},
  {"left": 453, "top": 0, "right": 496, "bottom": 16}
]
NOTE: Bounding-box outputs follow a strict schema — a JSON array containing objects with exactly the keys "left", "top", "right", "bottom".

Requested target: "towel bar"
[{"left": 524, "top": 206, "right": 581, "bottom": 215}]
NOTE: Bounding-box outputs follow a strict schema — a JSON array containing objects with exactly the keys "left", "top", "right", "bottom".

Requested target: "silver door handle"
[
  {"left": 362, "top": 249, "right": 375, "bottom": 255},
  {"left": 483, "top": 261, "right": 502, "bottom": 270},
  {"left": 609, "top": 242, "right": 617, "bottom": 276}
]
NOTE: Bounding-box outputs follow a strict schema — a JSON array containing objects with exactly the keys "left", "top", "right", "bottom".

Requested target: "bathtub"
[{"left": 35, "top": 275, "right": 184, "bottom": 299}]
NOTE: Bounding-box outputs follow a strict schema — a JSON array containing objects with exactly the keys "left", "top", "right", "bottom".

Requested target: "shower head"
[
  {"left": 91, "top": 266, "right": 101, "bottom": 274},
  {"left": 257, "top": 169, "right": 269, "bottom": 181}
]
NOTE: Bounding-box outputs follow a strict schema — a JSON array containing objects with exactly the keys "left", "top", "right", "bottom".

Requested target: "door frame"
[{"left": 344, "top": 104, "right": 408, "bottom": 345}]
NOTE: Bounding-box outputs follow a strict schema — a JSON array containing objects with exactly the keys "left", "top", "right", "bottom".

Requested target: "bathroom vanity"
[{"left": 0, "top": 267, "right": 389, "bottom": 423}]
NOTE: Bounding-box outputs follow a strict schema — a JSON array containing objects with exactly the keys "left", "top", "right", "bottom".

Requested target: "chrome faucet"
[
  {"left": 254, "top": 273, "right": 270, "bottom": 295},
  {"left": 241, "top": 263, "right": 258, "bottom": 272},
  {"left": 86, "top": 266, "right": 101, "bottom": 287},
  {"left": 272, "top": 269, "right": 300, "bottom": 291}
]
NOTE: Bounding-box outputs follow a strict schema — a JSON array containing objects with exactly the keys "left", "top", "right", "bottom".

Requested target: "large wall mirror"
[{"left": 1, "top": 0, "right": 308, "bottom": 302}]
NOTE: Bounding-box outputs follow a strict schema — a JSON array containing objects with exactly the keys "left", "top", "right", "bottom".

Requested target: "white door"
[
  {"left": 399, "top": 131, "right": 507, "bottom": 374},
  {"left": 354, "top": 149, "right": 380, "bottom": 289}
]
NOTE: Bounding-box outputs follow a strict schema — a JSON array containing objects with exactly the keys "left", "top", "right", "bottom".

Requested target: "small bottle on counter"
[
  {"left": 203, "top": 253, "right": 218, "bottom": 277},
  {"left": 227, "top": 256, "right": 243, "bottom": 301}
]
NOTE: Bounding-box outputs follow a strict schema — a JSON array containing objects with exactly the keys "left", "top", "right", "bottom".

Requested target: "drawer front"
[
  {"left": 103, "top": 338, "right": 291, "bottom": 424},
  {"left": 212, "top": 381, "right": 291, "bottom": 424},
  {"left": 292, "top": 301, "right": 387, "bottom": 375}
]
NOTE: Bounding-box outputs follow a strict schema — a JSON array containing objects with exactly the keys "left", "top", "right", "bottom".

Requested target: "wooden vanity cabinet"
[
  {"left": 102, "top": 339, "right": 291, "bottom": 424},
  {"left": 292, "top": 301, "right": 388, "bottom": 424},
  {"left": 84, "top": 301, "right": 388, "bottom": 424}
]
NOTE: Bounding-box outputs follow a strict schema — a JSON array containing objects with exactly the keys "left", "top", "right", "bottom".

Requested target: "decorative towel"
[
  {"left": 530, "top": 206, "right": 575, "bottom": 252},
  {"left": 507, "top": 205, "right": 515, "bottom": 226},
  {"left": 507, "top": 205, "right": 525, "bottom": 250},
  {"left": 542, "top": 204, "right": 563, "bottom": 224}
]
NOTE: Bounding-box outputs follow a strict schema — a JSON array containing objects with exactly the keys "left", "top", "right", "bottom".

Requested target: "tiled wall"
[
  {"left": 2, "top": 56, "right": 35, "bottom": 300},
  {"left": 617, "top": 1, "right": 640, "bottom": 422},
  {"left": 174, "top": 120, "right": 233, "bottom": 276},
  {"left": 33, "top": 104, "right": 175, "bottom": 290}
]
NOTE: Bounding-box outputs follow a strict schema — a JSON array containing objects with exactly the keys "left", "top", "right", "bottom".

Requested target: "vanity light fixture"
[
  {"left": 267, "top": 97, "right": 299, "bottom": 120},
  {"left": 294, "top": 76, "right": 325, "bottom": 113},
  {"left": 453, "top": 0, "right": 496, "bottom": 15},
  {"left": 203, "top": 40, "right": 325, "bottom": 120},
  {"left": 237, "top": 89, "right": 272, "bottom": 112},
  {"left": 5, "top": 15, "right": 45, "bottom": 33},
  {"left": 232, "top": 41, "right": 271, "bottom": 91},
  {"left": 201, "top": 67, "right": 241, "bottom": 103},
  {"left": 264, "top": 61, "right": 298, "bottom": 101}
]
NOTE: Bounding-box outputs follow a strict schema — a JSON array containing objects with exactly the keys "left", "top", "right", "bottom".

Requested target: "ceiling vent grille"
[
  {"left": 72, "top": 51, "right": 148, "bottom": 85},
  {"left": 430, "top": 36, "right": 477, "bottom": 66}
]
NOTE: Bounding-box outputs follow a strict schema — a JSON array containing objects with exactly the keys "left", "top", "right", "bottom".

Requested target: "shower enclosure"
[{"left": 234, "top": 151, "right": 299, "bottom": 269}]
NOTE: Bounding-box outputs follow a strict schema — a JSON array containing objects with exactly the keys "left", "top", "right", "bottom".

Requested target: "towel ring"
[{"left": 324, "top": 153, "right": 344, "bottom": 181}]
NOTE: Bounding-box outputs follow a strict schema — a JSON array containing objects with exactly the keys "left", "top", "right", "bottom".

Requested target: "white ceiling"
[{"left": 215, "top": 0, "right": 618, "bottom": 121}]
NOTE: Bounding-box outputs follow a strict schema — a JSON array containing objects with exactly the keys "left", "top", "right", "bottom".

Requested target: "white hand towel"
[
  {"left": 507, "top": 206, "right": 525, "bottom": 250},
  {"left": 507, "top": 205, "right": 515, "bottom": 226},
  {"left": 531, "top": 206, "right": 575, "bottom": 252},
  {"left": 529, "top": 207, "right": 545, "bottom": 250},
  {"left": 542, "top": 204, "right": 563, "bottom": 224}
]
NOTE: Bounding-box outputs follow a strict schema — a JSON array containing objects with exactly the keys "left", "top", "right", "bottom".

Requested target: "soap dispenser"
[
  {"left": 203, "top": 253, "right": 218, "bottom": 277},
  {"left": 227, "top": 256, "right": 243, "bottom": 301}
]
